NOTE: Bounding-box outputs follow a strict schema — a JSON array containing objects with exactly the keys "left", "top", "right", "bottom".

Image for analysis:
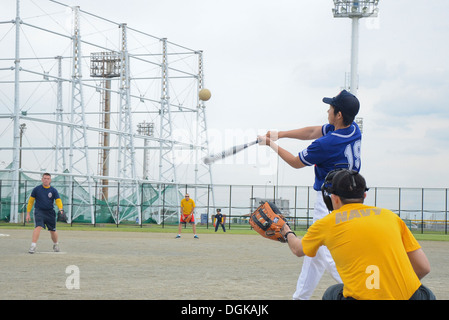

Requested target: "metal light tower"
[
  {"left": 10, "top": 0, "right": 22, "bottom": 222},
  {"left": 90, "top": 51, "right": 121, "bottom": 200},
  {"left": 137, "top": 121, "right": 154, "bottom": 180},
  {"left": 332, "top": 0, "right": 379, "bottom": 97}
]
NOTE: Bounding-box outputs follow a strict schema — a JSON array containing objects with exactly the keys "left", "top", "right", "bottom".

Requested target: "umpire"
[
  {"left": 26, "top": 173, "right": 64, "bottom": 254},
  {"left": 281, "top": 169, "right": 436, "bottom": 300}
]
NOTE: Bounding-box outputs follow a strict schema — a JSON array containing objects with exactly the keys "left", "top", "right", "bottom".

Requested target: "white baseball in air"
[{"left": 199, "top": 88, "right": 211, "bottom": 101}]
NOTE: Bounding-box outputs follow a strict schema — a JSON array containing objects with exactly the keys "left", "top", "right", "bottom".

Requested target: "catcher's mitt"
[
  {"left": 184, "top": 214, "right": 192, "bottom": 223},
  {"left": 57, "top": 210, "right": 68, "bottom": 223},
  {"left": 250, "top": 202, "right": 288, "bottom": 243}
]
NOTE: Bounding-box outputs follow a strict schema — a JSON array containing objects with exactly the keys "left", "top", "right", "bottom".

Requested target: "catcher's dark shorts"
[
  {"left": 322, "top": 283, "right": 436, "bottom": 300},
  {"left": 34, "top": 208, "right": 57, "bottom": 232}
]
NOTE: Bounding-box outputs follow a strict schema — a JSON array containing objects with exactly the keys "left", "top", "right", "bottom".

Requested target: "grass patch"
[
  {"left": 1, "top": 223, "right": 448, "bottom": 241},
  {"left": 412, "top": 233, "right": 449, "bottom": 242},
  {"left": 0, "top": 222, "right": 259, "bottom": 236}
]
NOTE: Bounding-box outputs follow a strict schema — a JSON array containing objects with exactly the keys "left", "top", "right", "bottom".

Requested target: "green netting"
[{"left": 0, "top": 163, "right": 182, "bottom": 224}]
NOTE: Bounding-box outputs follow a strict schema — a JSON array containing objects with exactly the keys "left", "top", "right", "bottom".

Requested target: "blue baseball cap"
[{"left": 322, "top": 90, "right": 360, "bottom": 118}]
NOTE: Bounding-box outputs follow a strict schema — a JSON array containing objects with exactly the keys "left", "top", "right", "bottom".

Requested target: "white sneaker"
[
  {"left": 28, "top": 245, "right": 36, "bottom": 254},
  {"left": 53, "top": 243, "right": 60, "bottom": 252}
]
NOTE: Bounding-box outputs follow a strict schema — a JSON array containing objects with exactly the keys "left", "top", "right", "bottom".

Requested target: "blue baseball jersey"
[
  {"left": 299, "top": 122, "right": 362, "bottom": 191},
  {"left": 30, "top": 185, "right": 61, "bottom": 211}
]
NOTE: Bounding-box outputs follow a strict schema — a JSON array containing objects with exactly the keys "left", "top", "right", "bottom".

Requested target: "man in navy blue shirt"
[
  {"left": 26, "top": 173, "right": 64, "bottom": 253},
  {"left": 214, "top": 208, "right": 226, "bottom": 232},
  {"left": 258, "top": 90, "right": 361, "bottom": 300}
]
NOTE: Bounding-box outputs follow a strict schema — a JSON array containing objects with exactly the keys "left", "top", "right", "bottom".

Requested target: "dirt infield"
[{"left": 0, "top": 228, "right": 447, "bottom": 300}]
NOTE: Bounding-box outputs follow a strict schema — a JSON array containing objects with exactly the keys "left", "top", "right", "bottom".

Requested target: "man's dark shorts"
[
  {"left": 34, "top": 208, "right": 57, "bottom": 232},
  {"left": 322, "top": 283, "right": 436, "bottom": 300}
]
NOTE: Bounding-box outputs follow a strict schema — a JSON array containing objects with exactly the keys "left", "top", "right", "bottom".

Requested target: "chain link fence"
[{"left": 0, "top": 173, "right": 447, "bottom": 234}]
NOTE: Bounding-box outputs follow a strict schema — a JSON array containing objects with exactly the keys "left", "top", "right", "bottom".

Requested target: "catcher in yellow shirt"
[
  {"left": 176, "top": 193, "right": 198, "bottom": 239},
  {"left": 281, "top": 169, "right": 435, "bottom": 300}
]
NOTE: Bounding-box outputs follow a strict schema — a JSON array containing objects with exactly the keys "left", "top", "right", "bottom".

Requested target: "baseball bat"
[{"left": 202, "top": 139, "right": 259, "bottom": 165}]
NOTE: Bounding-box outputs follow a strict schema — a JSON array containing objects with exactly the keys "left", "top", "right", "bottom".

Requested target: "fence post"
[
  {"left": 250, "top": 185, "right": 254, "bottom": 231},
  {"left": 293, "top": 186, "right": 297, "bottom": 231},
  {"left": 306, "top": 186, "right": 310, "bottom": 229},
  {"left": 116, "top": 182, "right": 120, "bottom": 228},
  {"left": 374, "top": 187, "right": 377, "bottom": 207},
  {"left": 70, "top": 181, "right": 74, "bottom": 227},
  {"left": 228, "top": 185, "right": 232, "bottom": 230},
  {"left": 93, "top": 181, "right": 97, "bottom": 227},
  {"left": 22, "top": 180, "right": 27, "bottom": 226},
  {"left": 0, "top": 180, "right": 2, "bottom": 222},
  {"left": 162, "top": 184, "right": 166, "bottom": 229},
  {"left": 445, "top": 188, "right": 448, "bottom": 235},
  {"left": 421, "top": 188, "right": 424, "bottom": 234},
  {"left": 139, "top": 183, "right": 143, "bottom": 227},
  {"left": 206, "top": 184, "right": 210, "bottom": 229}
]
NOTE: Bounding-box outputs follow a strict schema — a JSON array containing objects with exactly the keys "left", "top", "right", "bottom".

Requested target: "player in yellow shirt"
[
  {"left": 281, "top": 169, "right": 435, "bottom": 300},
  {"left": 176, "top": 193, "right": 198, "bottom": 239}
]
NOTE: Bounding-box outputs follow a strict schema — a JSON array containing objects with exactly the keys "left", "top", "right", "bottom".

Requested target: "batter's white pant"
[{"left": 292, "top": 191, "right": 342, "bottom": 300}]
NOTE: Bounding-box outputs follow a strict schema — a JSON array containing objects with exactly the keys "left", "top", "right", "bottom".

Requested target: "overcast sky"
[{"left": 3, "top": 1, "right": 449, "bottom": 189}]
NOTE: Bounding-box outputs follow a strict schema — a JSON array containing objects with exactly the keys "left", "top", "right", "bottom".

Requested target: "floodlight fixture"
[
  {"left": 331, "top": 0, "right": 380, "bottom": 96},
  {"left": 332, "top": 0, "right": 379, "bottom": 18}
]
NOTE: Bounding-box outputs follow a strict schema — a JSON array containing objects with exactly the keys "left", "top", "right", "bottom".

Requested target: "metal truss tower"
[
  {"left": 116, "top": 23, "right": 142, "bottom": 222},
  {"left": 194, "top": 51, "right": 215, "bottom": 210},
  {"left": 54, "top": 56, "right": 67, "bottom": 173},
  {"left": 158, "top": 38, "right": 178, "bottom": 185},
  {"left": 155, "top": 38, "right": 180, "bottom": 223},
  {"left": 0, "top": 0, "right": 215, "bottom": 225},
  {"left": 68, "top": 6, "right": 95, "bottom": 223}
]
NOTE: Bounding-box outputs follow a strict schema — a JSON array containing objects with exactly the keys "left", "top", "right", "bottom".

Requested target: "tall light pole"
[
  {"left": 19, "top": 123, "right": 26, "bottom": 169},
  {"left": 90, "top": 51, "right": 121, "bottom": 200},
  {"left": 137, "top": 121, "right": 154, "bottom": 180},
  {"left": 332, "top": 0, "right": 379, "bottom": 97}
]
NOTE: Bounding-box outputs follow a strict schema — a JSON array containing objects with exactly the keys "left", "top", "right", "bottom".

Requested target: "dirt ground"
[{"left": 0, "top": 228, "right": 447, "bottom": 300}]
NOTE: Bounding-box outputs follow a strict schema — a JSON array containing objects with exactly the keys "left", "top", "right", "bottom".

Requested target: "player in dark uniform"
[
  {"left": 214, "top": 208, "right": 226, "bottom": 232},
  {"left": 26, "top": 173, "right": 64, "bottom": 253},
  {"left": 258, "top": 89, "right": 362, "bottom": 299}
]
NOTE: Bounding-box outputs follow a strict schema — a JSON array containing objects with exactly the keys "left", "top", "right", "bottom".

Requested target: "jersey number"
[{"left": 344, "top": 140, "right": 361, "bottom": 171}]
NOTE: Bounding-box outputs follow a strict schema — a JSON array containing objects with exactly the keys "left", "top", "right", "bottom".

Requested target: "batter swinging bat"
[{"left": 202, "top": 139, "right": 259, "bottom": 165}]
